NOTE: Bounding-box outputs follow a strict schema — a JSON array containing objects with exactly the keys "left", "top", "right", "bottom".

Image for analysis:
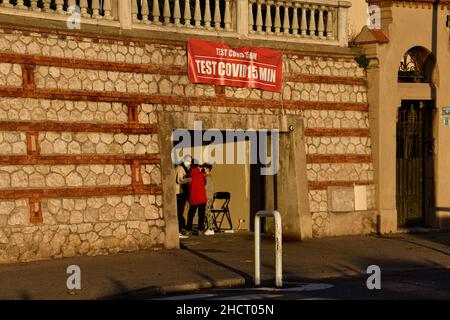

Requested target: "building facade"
[
  {"left": 355, "top": 0, "right": 450, "bottom": 231},
  {"left": 0, "top": 0, "right": 447, "bottom": 264}
]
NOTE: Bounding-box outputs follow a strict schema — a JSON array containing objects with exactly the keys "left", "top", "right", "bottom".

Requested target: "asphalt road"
[{"left": 148, "top": 268, "right": 450, "bottom": 300}]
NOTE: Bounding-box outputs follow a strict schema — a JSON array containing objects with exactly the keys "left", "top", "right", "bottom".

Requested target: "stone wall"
[
  {"left": 0, "top": 24, "right": 376, "bottom": 263},
  {"left": 0, "top": 26, "right": 167, "bottom": 263},
  {"left": 0, "top": 194, "right": 164, "bottom": 263}
]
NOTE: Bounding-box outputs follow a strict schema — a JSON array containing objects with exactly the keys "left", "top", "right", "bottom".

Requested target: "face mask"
[{"left": 183, "top": 161, "right": 191, "bottom": 167}]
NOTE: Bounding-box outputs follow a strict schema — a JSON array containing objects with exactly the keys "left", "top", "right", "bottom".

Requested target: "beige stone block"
[
  {"left": 11, "top": 171, "right": 28, "bottom": 188},
  {"left": 84, "top": 208, "right": 99, "bottom": 223},
  {"left": 97, "top": 174, "right": 110, "bottom": 186},
  {"left": 74, "top": 199, "right": 87, "bottom": 211},
  {"left": 0, "top": 172, "right": 11, "bottom": 188},
  {"left": 115, "top": 203, "right": 129, "bottom": 220},
  {"left": 113, "top": 225, "right": 127, "bottom": 239},
  {"left": 70, "top": 211, "right": 84, "bottom": 224},
  {"left": 78, "top": 242, "right": 90, "bottom": 255},
  {"left": 0, "top": 201, "right": 15, "bottom": 215},
  {"left": 46, "top": 199, "right": 61, "bottom": 215},
  {"left": 99, "top": 227, "right": 113, "bottom": 237},
  {"left": 8, "top": 208, "right": 29, "bottom": 226},
  {"left": 86, "top": 231, "right": 100, "bottom": 243},
  {"left": 126, "top": 221, "right": 140, "bottom": 229},
  {"left": 144, "top": 205, "right": 159, "bottom": 220},
  {"left": 99, "top": 205, "right": 114, "bottom": 221},
  {"left": 87, "top": 197, "right": 104, "bottom": 209},
  {"left": 139, "top": 222, "right": 150, "bottom": 235},
  {"left": 45, "top": 173, "right": 64, "bottom": 187},
  {"left": 29, "top": 172, "right": 46, "bottom": 188},
  {"left": 0, "top": 229, "right": 9, "bottom": 244},
  {"left": 158, "top": 79, "right": 172, "bottom": 95}
]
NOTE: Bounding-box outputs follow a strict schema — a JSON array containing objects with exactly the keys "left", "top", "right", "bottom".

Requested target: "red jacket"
[{"left": 188, "top": 167, "right": 207, "bottom": 205}]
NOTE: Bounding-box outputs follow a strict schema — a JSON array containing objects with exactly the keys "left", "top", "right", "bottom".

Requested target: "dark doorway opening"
[
  {"left": 173, "top": 129, "right": 277, "bottom": 233},
  {"left": 396, "top": 100, "right": 435, "bottom": 227},
  {"left": 250, "top": 163, "right": 266, "bottom": 232},
  {"left": 249, "top": 132, "right": 279, "bottom": 232}
]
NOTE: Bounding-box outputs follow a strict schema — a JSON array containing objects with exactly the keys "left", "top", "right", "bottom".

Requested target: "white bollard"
[{"left": 254, "top": 210, "right": 283, "bottom": 287}]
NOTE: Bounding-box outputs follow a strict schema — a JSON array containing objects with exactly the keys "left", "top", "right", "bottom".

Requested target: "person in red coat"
[{"left": 186, "top": 159, "right": 207, "bottom": 235}]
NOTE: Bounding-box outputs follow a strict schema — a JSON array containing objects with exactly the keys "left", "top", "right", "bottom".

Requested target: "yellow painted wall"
[
  {"left": 212, "top": 163, "right": 250, "bottom": 230},
  {"left": 349, "top": 0, "right": 369, "bottom": 37}
]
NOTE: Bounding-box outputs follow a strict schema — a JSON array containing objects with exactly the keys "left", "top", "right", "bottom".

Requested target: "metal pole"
[
  {"left": 274, "top": 211, "right": 282, "bottom": 287},
  {"left": 254, "top": 215, "right": 261, "bottom": 286},
  {"left": 254, "top": 210, "right": 283, "bottom": 288}
]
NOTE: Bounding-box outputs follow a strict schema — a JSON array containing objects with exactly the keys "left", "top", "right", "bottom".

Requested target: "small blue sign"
[{"left": 442, "top": 108, "right": 450, "bottom": 126}]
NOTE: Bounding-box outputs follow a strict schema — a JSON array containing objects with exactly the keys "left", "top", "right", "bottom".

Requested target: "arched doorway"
[{"left": 396, "top": 47, "right": 437, "bottom": 227}]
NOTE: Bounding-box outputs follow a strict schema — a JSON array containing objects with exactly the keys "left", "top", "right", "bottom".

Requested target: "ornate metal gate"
[{"left": 396, "top": 101, "right": 432, "bottom": 227}]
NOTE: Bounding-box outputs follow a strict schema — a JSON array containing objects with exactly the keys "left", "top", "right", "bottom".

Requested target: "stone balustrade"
[
  {"left": 0, "top": 0, "right": 114, "bottom": 20},
  {"left": 248, "top": 0, "right": 348, "bottom": 45},
  {"left": 132, "top": 0, "right": 232, "bottom": 31},
  {"left": 0, "top": 0, "right": 352, "bottom": 46}
]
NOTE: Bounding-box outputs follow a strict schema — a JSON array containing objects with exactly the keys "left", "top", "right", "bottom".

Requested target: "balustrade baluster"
[
  {"left": 283, "top": 2, "right": 290, "bottom": 35},
  {"left": 54, "top": 0, "right": 64, "bottom": 13},
  {"left": 16, "top": 0, "right": 26, "bottom": 9},
  {"left": 265, "top": 1, "right": 272, "bottom": 34},
  {"left": 326, "top": 8, "right": 334, "bottom": 40},
  {"left": 215, "top": 0, "right": 222, "bottom": 30},
  {"left": 141, "top": 0, "right": 150, "bottom": 23},
  {"left": 224, "top": 0, "right": 231, "bottom": 31},
  {"left": 30, "top": 0, "right": 40, "bottom": 11},
  {"left": 163, "top": 0, "right": 171, "bottom": 25},
  {"left": 309, "top": 5, "right": 316, "bottom": 38},
  {"left": 103, "top": 0, "right": 113, "bottom": 20},
  {"left": 184, "top": 0, "right": 192, "bottom": 27},
  {"left": 300, "top": 4, "right": 307, "bottom": 36},
  {"left": 92, "top": 0, "right": 100, "bottom": 18},
  {"left": 274, "top": 2, "right": 281, "bottom": 34},
  {"left": 194, "top": 0, "right": 201, "bottom": 28},
  {"left": 248, "top": 1, "right": 254, "bottom": 33},
  {"left": 318, "top": 6, "right": 325, "bottom": 38},
  {"left": 67, "top": 0, "right": 76, "bottom": 9},
  {"left": 204, "top": 0, "right": 212, "bottom": 29},
  {"left": 153, "top": 0, "right": 161, "bottom": 25},
  {"left": 132, "top": 0, "right": 139, "bottom": 22},
  {"left": 43, "top": 0, "right": 51, "bottom": 13},
  {"left": 80, "top": 0, "right": 90, "bottom": 17},
  {"left": 256, "top": 0, "right": 263, "bottom": 33},
  {"left": 292, "top": 3, "right": 299, "bottom": 36},
  {"left": 0, "top": 1, "right": 12, "bottom": 8},
  {"left": 173, "top": 0, "right": 181, "bottom": 26}
]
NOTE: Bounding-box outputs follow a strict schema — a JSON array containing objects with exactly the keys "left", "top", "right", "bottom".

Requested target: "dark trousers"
[
  {"left": 186, "top": 203, "right": 206, "bottom": 232},
  {"left": 176, "top": 193, "right": 187, "bottom": 232}
]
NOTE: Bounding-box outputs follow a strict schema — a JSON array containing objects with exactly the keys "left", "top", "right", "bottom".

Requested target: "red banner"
[{"left": 187, "top": 39, "right": 283, "bottom": 92}]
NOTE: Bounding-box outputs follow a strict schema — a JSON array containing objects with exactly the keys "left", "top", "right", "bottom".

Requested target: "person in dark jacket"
[
  {"left": 175, "top": 154, "right": 192, "bottom": 239},
  {"left": 185, "top": 159, "right": 207, "bottom": 235}
]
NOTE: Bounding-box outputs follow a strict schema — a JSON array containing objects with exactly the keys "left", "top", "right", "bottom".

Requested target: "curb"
[
  {"left": 157, "top": 277, "right": 247, "bottom": 295},
  {"left": 103, "top": 277, "right": 248, "bottom": 299}
]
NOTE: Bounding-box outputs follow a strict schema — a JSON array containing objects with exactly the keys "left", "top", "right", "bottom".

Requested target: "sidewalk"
[{"left": 0, "top": 231, "right": 449, "bottom": 299}]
